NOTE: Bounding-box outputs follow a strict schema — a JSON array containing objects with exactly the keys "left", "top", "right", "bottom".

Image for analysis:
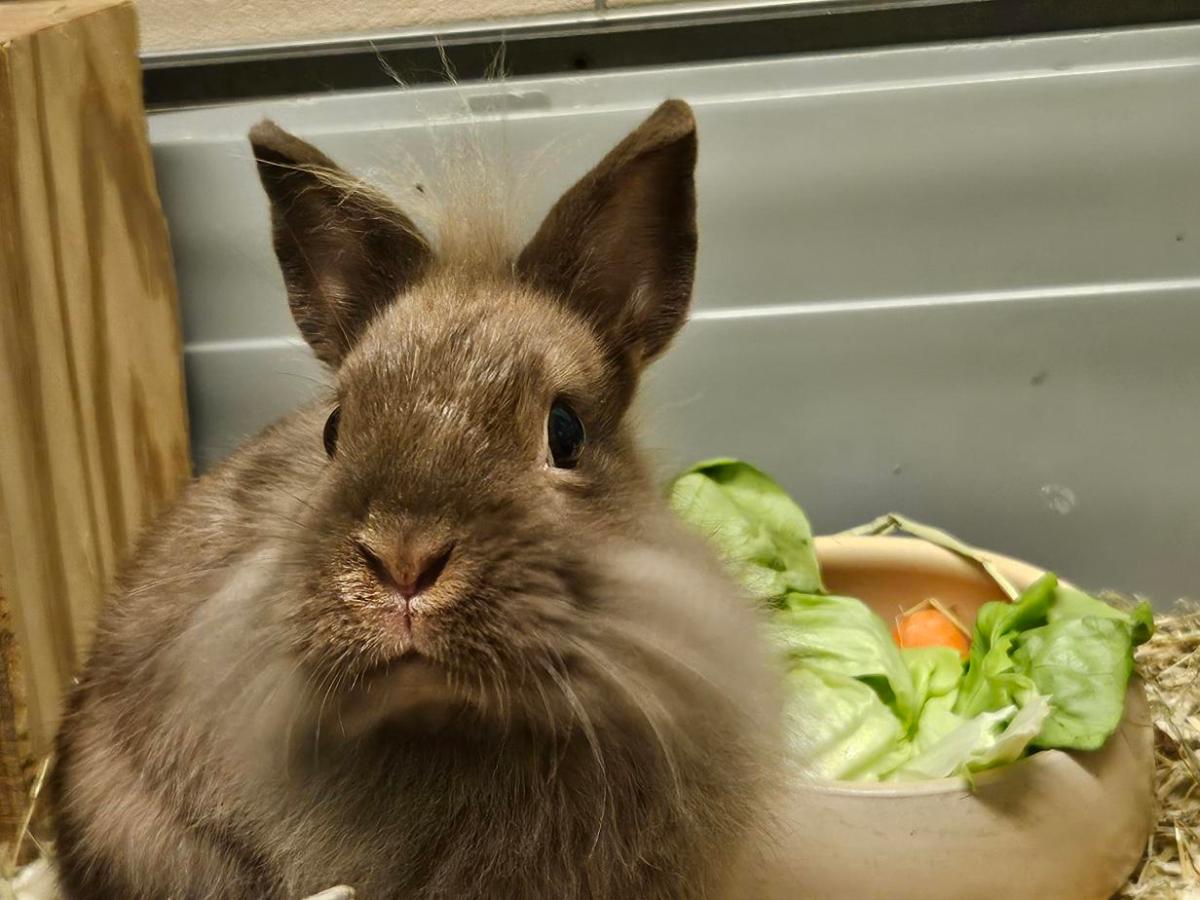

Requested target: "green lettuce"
[
  {"left": 776, "top": 606, "right": 1042, "bottom": 782},
  {"left": 667, "top": 458, "right": 823, "bottom": 599},
  {"left": 895, "top": 695, "right": 1051, "bottom": 781},
  {"left": 783, "top": 666, "right": 906, "bottom": 781},
  {"left": 954, "top": 574, "right": 1153, "bottom": 751},
  {"left": 773, "top": 591, "right": 920, "bottom": 725},
  {"left": 668, "top": 458, "right": 1154, "bottom": 781}
]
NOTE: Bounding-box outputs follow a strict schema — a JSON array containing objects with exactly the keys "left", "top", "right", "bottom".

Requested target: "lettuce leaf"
[
  {"left": 773, "top": 592, "right": 919, "bottom": 726},
  {"left": 895, "top": 694, "right": 1051, "bottom": 781},
  {"left": 1050, "top": 584, "right": 1155, "bottom": 645},
  {"left": 1016, "top": 618, "right": 1135, "bottom": 750},
  {"left": 954, "top": 574, "right": 1153, "bottom": 751},
  {"left": 952, "top": 574, "right": 1056, "bottom": 719},
  {"left": 783, "top": 667, "right": 906, "bottom": 781},
  {"left": 668, "top": 459, "right": 822, "bottom": 599}
]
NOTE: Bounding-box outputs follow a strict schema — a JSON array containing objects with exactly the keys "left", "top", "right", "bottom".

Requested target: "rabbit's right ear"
[{"left": 250, "top": 121, "right": 431, "bottom": 367}]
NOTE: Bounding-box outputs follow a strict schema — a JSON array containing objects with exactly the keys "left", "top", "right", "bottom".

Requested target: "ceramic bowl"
[{"left": 764, "top": 535, "right": 1155, "bottom": 900}]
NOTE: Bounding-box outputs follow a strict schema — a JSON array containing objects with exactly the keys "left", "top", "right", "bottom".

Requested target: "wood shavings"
[{"left": 1118, "top": 601, "right": 1200, "bottom": 899}]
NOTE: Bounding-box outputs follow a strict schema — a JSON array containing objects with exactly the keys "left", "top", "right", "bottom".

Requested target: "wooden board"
[
  {"left": 0, "top": 590, "right": 34, "bottom": 861},
  {"left": 0, "top": 1, "right": 128, "bottom": 43},
  {"left": 0, "top": 0, "right": 190, "bottom": 783}
]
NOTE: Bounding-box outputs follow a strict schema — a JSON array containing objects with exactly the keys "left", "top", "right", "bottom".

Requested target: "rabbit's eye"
[
  {"left": 323, "top": 406, "right": 341, "bottom": 458},
  {"left": 547, "top": 400, "right": 585, "bottom": 469}
]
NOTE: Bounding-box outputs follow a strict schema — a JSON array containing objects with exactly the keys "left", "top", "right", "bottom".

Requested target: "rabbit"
[{"left": 51, "top": 99, "right": 785, "bottom": 900}]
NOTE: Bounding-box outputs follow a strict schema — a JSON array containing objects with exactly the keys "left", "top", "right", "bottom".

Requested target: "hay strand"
[{"left": 1118, "top": 601, "right": 1200, "bottom": 898}]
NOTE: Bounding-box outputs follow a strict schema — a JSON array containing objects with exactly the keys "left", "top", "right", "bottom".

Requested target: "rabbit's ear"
[
  {"left": 517, "top": 100, "right": 698, "bottom": 367},
  {"left": 250, "top": 121, "right": 431, "bottom": 367}
]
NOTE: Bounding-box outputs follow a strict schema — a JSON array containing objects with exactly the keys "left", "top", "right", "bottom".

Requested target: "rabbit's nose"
[{"left": 356, "top": 539, "right": 454, "bottom": 600}]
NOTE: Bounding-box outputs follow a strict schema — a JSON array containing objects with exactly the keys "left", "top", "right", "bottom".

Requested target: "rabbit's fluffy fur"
[{"left": 52, "top": 100, "right": 785, "bottom": 899}]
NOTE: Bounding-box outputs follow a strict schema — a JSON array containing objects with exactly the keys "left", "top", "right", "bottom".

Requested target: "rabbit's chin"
[{"left": 320, "top": 655, "right": 470, "bottom": 741}]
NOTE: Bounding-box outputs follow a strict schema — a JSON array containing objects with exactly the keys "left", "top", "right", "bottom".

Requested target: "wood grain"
[
  {"left": 0, "top": 589, "right": 34, "bottom": 862},
  {"left": 0, "top": 0, "right": 190, "bottom": 781}
]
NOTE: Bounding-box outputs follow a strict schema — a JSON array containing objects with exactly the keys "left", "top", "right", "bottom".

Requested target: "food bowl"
[{"left": 763, "top": 535, "right": 1155, "bottom": 900}]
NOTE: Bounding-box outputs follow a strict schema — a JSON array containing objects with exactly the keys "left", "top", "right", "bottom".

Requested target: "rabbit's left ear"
[
  {"left": 516, "top": 100, "right": 698, "bottom": 367},
  {"left": 250, "top": 120, "right": 432, "bottom": 368}
]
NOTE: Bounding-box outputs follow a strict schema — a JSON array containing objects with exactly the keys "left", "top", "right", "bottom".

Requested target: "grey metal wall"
[{"left": 148, "top": 23, "right": 1200, "bottom": 605}]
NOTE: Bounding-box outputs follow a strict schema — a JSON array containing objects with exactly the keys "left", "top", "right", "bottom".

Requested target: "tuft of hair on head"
[{"left": 362, "top": 42, "right": 532, "bottom": 273}]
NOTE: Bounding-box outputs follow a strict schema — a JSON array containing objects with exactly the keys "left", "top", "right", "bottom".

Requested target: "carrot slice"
[{"left": 892, "top": 608, "right": 970, "bottom": 660}]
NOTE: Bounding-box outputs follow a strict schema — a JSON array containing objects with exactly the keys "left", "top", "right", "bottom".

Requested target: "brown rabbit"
[{"left": 51, "top": 100, "right": 783, "bottom": 900}]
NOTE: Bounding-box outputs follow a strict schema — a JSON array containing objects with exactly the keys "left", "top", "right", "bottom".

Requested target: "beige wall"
[{"left": 137, "top": 0, "right": 596, "bottom": 53}]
